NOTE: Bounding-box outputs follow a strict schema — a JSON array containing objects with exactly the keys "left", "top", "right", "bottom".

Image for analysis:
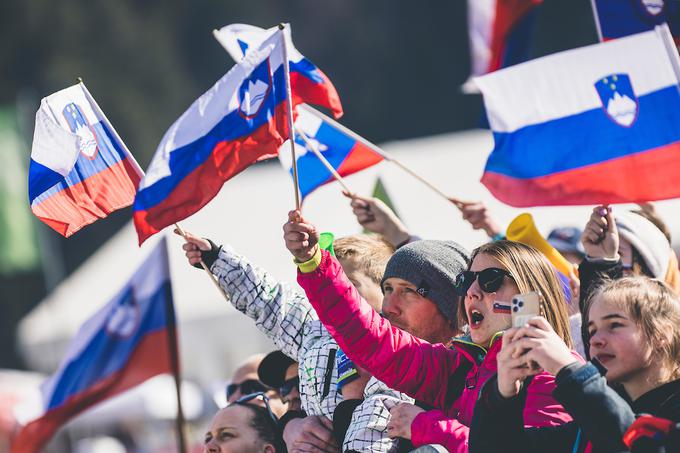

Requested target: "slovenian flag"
[
  {"left": 475, "top": 26, "right": 680, "bottom": 207},
  {"left": 214, "top": 23, "right": 343, "bottom": 118},
  {"left": 592, "top": 0, "right": 680, "bottom": 44},
  {"left": 28, "top": 83, "right": 142, "bottom": 237},
  {"left": 278, "top": 105, "right": 383, "bottom": 200},
  {"left": 11, "top": 237, "right": 177, "bottom": 453},
  {"left": 462, "top": 0, "right": 542, "bottom": 92},
  {"left": 133, "top": 28, "right": 291, "bottom": 244}
]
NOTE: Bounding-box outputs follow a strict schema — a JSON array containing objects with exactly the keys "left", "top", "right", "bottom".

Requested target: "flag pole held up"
[{"left": 279, "top": 23, "right": 302, "bottom": 209}]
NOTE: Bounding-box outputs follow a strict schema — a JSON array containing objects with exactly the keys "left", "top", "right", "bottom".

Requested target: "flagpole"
[
  {"left": 299, "top": 105, "right": 458, "bottom": 206},
  {"left": 589, "top": 0, "right": 604, "bottom": 42},
  {"left": 295, "top": 127, "right": 355, "bottom": 196},
  {"left": 279, "top": 23, "right": 302, "bottom": 210},
  {"left": 162, "top": 240, "right": 188, "bottom": 453}
]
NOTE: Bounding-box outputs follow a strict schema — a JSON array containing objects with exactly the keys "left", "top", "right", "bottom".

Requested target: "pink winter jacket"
[{"left": 298, "top": 251, "right": 577, "bottom": 452}]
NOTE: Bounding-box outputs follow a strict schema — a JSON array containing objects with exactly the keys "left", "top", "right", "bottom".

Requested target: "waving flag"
[
  {"left": 214, "top": 23, "right": 343, "bottom": 118},
  {"left": 28, "top": 84, "right": 142, "bottom": 237},
  {"left": 475, "top": 26, "right": 680, "bottom": 207},
  {"left": 592, "top": 0, "right": 680, "bottom": 44},
  {"left": 134, "top": 29, "right": 290, "bottom": 244},
  {"left": 11, "top": 237, "right": 176, "bottom": 453},
  {"left": 278, "top": 106, "right": 383, "bottom": 200},
  {"left": 462, "top": 0, "right": 542, "bottom": 92}
]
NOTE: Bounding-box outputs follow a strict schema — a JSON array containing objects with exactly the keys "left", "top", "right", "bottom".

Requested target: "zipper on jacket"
[{"left": 321, "top": 348, "right": 337, "bottom": 400}]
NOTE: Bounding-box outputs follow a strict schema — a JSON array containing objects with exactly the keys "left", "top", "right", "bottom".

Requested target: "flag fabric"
[
  {"left": 11, "top": 237, "right": 176, "bottom": 453},
  {"left": 134, "top": 29, "right": 290, "bottom": 244},
  {"left": 28, "top": 84, "right": 142, "bottom": 237},
  {"left": 214, "top": 23, "right": 343, "bottom": 118},
  {"left": 462, "top": 0, "right": 542, "bottom": 92},
  {"left": 278, "top": 106, "right": 383, "bottom": 200},
  {"left": 475, "top": 26, "right": 680, "bottom": 207},
  {"left": 592, "top": 0, "right": 680, "bottom": 44}
]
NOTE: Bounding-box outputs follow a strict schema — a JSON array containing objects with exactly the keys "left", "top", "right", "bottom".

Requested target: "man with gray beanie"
[{"left": 380, "top": 240, "right": 470, "bottom": 344}]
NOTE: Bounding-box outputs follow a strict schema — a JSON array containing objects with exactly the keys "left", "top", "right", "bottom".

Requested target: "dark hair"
[{"left": 239, "top": 403, "right": 283, "bottom": 452}]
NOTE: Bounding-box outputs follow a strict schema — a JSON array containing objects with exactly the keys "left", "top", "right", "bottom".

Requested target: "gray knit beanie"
[
  {"left": 381, "top": 240, "right": 470, "bottom": 322},
  {"left": 615, "top": 210, "right": 672, "bottom": 279}
]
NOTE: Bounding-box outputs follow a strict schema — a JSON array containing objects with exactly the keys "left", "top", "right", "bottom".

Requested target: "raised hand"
[
  {"left": 343, "top": 191, "right": 410, "bottom": 247},
  {"left": 508, "top": 317, "right": 579, "bottom": 377},
  {"left": 283, "top": 415, "right": 340, "bottom": 453},
  {"left": 387, "top": 402, "right": 425, "bottom": 439},
  {"left": 581, "top": 205, "right": 619, "bottom": 260},
  {"left": 449, "top": 197, "right": 503, "bottom": 239},
  {"left": 496, "top": 327, "right": 543, "bottom": 399},
  {"left": 283, "top": 210, "right": 320, "bottom": 262}
]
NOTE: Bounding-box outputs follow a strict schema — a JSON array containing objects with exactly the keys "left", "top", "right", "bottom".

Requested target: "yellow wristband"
[{"left": 295, "top": 246, "right": 322, "bottom": 273}]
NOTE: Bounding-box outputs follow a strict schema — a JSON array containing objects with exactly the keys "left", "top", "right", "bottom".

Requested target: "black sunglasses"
[
  {"left": 454, "top": 268, "right": 513, "bottom": 296},
  {"left": 226, "top": 379, "right": 268, "bottom": 400},
  {"left": 233, "top": 391, "right": 278, "bottom": 424},
  {"left": 279, "top": 376, "right": 299, "bottom": 398}
]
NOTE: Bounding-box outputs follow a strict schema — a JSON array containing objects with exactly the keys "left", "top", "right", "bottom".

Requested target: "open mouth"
[
  {"left": 595, "top": 353, "right": 615, "bottom": 364},
  {"left": 470, "top": 309, "right": 485, "bottom": 328}
]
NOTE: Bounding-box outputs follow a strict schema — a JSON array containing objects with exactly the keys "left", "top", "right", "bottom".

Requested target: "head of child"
[
  {"left": 379, "top": 240, "right": 470, "bottom": 344},
  {"left": 458, "top": 240, "right": 573, "bottom": 348},
  {"left": 334, "top": 234, "right": 395, "bottom": 312},
  {"left": 585, "top": 277, "right": 680, "bottom": 400}
]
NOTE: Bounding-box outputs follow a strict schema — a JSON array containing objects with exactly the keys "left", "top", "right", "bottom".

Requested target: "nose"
[
  {"left": 205, "top": 438, "right": 219, "bottom": 453},
  {"left": 381, "top": 292, "right": 401, "bottom": 319},
  {"left": 589, "top": 330, "right": 606, "bottom": 349},
  {"left": 466, "top": 277, "right": 483, "bottom": 300}
]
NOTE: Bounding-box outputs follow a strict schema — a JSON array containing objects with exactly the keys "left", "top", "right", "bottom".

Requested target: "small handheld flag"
[
  {"left": 591, "top": 0, "right": 680, "bottom": 44},
  {"left": 28, "top": 83, "right": 142, "bottom": 237}
]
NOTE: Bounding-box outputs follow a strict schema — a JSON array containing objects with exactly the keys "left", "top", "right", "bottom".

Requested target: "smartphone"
[{"left": 511, "top": 291, "right": 542, "bottom": 328}]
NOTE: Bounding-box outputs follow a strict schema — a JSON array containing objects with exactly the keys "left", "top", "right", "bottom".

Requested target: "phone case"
[{"left": 511, "top": 291, "right": 541, "bottom": 328}]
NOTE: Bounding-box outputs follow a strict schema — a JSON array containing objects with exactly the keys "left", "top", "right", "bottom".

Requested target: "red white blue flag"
[
  {"left": 28, "top": 84, "right": 142, "bottom": 237},
  {"left": 463, "top": 0, "right": 542, "bottom": 92},
  {"left": 11, "top": 237, "right": 176, "bottom": 453},
  {"left": 134, "top": 28, "right": 293, "bottom": 244},
  {"left": 278, "top": 106, "right": 383, "bottom": 200},
  {"left": 592, "top": 0, "right": 680, "bottom": 44},
  {"left": 475, "top": 26, "right": 680, "bottom": 206},
  {"left": 214, "top": 23, "right": 343, "bottom": 118}
]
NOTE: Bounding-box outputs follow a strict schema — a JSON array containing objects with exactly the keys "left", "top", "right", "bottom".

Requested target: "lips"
[
  {"left": 469, "top": 309, "right": 484, "bottom": 329},
  {"left": 595, "top": 353, "right": 615, "bottom": 364}
]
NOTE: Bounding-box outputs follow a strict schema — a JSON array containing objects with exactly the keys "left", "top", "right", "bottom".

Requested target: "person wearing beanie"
[
  {"left": 285, "top": 211, "right": 577, "bottom": 452},
  {"left": 380, "top": 240, "right": 470, "bottom": 344}
]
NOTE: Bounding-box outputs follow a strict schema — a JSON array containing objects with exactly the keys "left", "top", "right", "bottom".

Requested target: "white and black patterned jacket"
[{"left": 211, "top": 245, "right": 413, "bottom": 452}]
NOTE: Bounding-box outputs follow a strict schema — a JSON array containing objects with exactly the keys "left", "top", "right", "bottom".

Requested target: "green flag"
[{"left": 0, "top": 107, "right": 40, "bottom": 274}]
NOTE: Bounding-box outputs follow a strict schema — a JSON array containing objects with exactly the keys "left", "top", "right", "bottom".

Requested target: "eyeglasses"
[
  {"left": 226, "top": 379, "right": 268, "bottom": 401},
  {"left": 279, "top": 376, "right": 299, "bottom": 398},
  {"left": 454, "top": 268, "right": 513, "bottom": 296},
  {"left": 233, "top": 392, "right": 278, "bottom": 424}
]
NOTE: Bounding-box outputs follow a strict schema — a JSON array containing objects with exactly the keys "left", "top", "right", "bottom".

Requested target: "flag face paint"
[
  {"left": 28, "top": 84, "right": 141, "bottom": 237},
  {"left": 278, "top": 107, "right": 383, "bottom": 199},
  {"left": 475, "top": 27, "right": 680, "bottom": 206},
  {"left": 214, "top": 23, "right": 343, "bottom": 118},
  {"left": 133, "top": 31, "right": 290, "bottom": 244},
  {"left": 11, "top": 238, "right": 175, "bottom": 453}
]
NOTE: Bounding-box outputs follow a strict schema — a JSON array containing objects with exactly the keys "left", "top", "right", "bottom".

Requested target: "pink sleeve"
[
  {"left": 411, "top": 410, "right": 470, "bottom": 453},
  {"left": 524, "top": 371, "right": 574, "bottom": 427},
  {"left": 297, "top": 251, "right": 458, "bottom": 407}
]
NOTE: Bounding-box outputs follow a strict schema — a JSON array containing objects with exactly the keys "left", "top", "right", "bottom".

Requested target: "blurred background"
[{"left": 0, "top": 0, "right": 601, "bottom": 451}]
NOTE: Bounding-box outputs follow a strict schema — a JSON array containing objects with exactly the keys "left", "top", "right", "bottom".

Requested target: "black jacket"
[{"left": 469, "top": 362, "right": 680, "bottom": 453}]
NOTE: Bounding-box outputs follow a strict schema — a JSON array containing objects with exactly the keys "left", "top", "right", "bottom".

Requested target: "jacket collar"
[
  {"left": 630, "top": 378, "right": 680, "bottom": 416},
  {"left": 452, "top": 332, "right": 504, "bottom": 365}
]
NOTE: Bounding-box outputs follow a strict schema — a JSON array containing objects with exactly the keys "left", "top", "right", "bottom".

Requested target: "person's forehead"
[
  {"left": 588, "top": 296, "right": 627, "bottom": 321},
  {"left": 470, "top": 253, "right": 503, "bottom": 271},
  {"left": 231, "top": 368, "right": 259, "bottom": 384},
  {"left": 209, "top": 405, "right": 249, "bottom": 431},
  {"left": 383, "top": 277, "right": 415, "bottom": 287}
]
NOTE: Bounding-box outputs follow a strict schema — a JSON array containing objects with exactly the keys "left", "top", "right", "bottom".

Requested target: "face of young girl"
[
  {"left": 464, "top": 253, "right": 519, "bottom": 347},
  {"left": 587, "top": 296, "right": 653, "bottom": 384}
]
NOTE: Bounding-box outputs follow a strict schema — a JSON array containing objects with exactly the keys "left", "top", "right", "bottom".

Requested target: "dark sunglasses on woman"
[
  {"left": 454, "top": 268, "right": 513, "bottom": 296},
  {"left": 279, "top": 376, "right": 299, "bottom": 398},
  {"left": 233, "top": 391, "right": 279, "bottom": 423},
  {"left": 226, "top": 379, "right": 268, "bottom": 400}
]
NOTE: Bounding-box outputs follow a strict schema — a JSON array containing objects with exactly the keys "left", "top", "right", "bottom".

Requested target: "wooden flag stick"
[
  {"left": 295, "top": 127, "right": 355, "bottom": 196},
  {"left": 299, "top": 105, "right": 463, "bottom": 208},
  {"left": 279, "top": 23, "right": 302, "bottom": 209}
]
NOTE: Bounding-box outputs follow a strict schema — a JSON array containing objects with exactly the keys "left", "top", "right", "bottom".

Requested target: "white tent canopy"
[{"left": 18, "top": 129, "right": 680, "bottom": 385}]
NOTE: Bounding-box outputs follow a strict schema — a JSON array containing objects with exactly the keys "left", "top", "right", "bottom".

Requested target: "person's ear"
[{"left": 263, "top": 443, "right": 276, "bottom": 453}]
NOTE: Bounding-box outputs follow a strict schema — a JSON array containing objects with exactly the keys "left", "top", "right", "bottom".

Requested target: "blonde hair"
[
  {"left": 586, "top": 277, "right": 680, "bottom": 381},
  {"left": 334, "top": 235, "right": 395, "bottom": 285},
  {"left": 459, "top": 240, "right": 573, "bottom": 348}
]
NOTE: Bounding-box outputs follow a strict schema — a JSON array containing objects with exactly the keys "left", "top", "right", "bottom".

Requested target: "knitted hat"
[
  {"left": 381, "top": 240, "right": 470, "bottom": 322},
  {"left": 615, "top": 210, "right": 672, "bottom": 279}
]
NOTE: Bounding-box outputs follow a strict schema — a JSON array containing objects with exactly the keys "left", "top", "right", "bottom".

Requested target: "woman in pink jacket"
[{"left": 284, "top": 211, "right": 579, "bottom": 452}]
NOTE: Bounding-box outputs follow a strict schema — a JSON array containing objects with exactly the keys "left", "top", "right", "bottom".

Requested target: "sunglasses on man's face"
[
  {"left": 226, "top": 379, "right": 268, "bottom": 400},
  {"left": 454, "top": 268, "right": 513, "bottom": 296},
  {"left": 233, "top": 391, "right": 278, "bottom": 424},
  {"left": 279, "top": 376, "right": 299, "bottom": 398}
]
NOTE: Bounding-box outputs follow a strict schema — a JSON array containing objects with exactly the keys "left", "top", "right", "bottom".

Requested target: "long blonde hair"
[
  {"left": 459, "top": 240, "right": 573, "bottom": 348},
  {"left": 586, "top": 277, "right": 680, "bottom": 381}
]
